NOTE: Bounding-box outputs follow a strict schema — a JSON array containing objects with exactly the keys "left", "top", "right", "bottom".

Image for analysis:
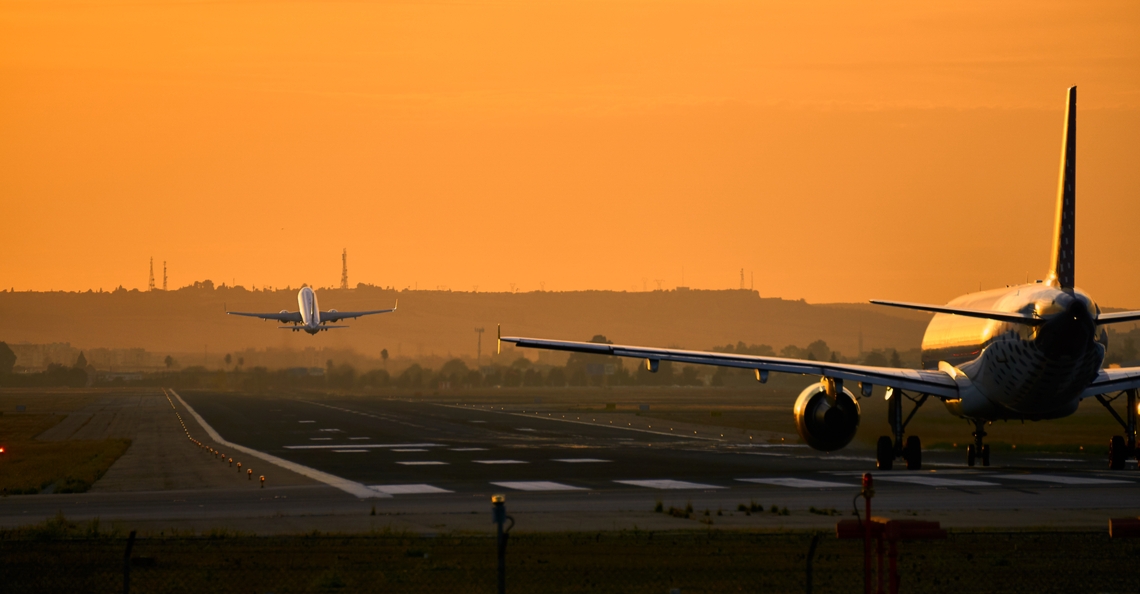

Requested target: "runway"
[{"left": 179, "top": 391, "right": 1140, "bottom": 506}]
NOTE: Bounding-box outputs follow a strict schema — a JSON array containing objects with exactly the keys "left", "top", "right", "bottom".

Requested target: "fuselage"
[
  {"left": 297, "top": 287, "right": 322, "bottom": 334},
  {"left": 920, "top": 283, "right": 1105, "bottom": 420}
]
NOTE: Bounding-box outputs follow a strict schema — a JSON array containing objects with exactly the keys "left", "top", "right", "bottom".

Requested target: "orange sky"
[{"left": 2, "top": 1, "right": 1139, "bottom": 305}]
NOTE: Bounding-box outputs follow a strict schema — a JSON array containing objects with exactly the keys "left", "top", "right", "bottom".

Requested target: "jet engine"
[{"left": 793, "top": 381, "right": 861, "bottom": 451}]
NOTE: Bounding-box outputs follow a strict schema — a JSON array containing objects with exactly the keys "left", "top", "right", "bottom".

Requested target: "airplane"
[
  {"left": 227, "top": 286, "right": 397, "bottom": 334},
  {"left": 499, "top": 87, "right": 1140, "bottom": 471}
]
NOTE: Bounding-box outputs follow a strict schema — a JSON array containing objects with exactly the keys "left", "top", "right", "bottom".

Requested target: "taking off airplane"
[
  {"left": 227, "top": 286, "right": 396, "bottom": 334},
  {"left": 501, "top": 87, "right": 1140, "bottom": 471}
]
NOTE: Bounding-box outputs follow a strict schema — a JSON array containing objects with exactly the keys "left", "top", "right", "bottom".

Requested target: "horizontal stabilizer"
[
  {"left": 870, "top": 300, "right": 1044, "bottom": 326},
  {"left": 1097, "top": 311, "right": 1140, "bottom": 325},
  {"left": 277, "top": 325, "right": 349, "bottom": 330}
]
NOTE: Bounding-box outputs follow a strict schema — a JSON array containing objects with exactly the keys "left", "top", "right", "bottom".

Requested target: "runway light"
[
  {"left": 247, "top": 469, "right": 253, "bottom": 480},
  {"left": 260, "top": 475, "right": 265, "bottom": 488}
]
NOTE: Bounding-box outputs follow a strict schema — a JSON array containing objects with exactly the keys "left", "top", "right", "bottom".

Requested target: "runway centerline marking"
[
  {"left": 615, "top": 479, "right": 725, "bottom": 490},
  {"left": 473, "top": 460, "right": 527, "bottom": 465},
  {"left": 451, "top": 447, "right": 488, "bottom": 452},
  {"left": 309, "top": 438, "right": 332, "bottom": 441},
  {"left": 433, "top": 403, "right": 721, "bottom": 441},
  {"left": 737, "top": 478, "right": 853, "bottom": 489},
  {"left": 371, "top": 484, "right": 452, "bottom": 495},
  {"left": 995, "top": 474, "right": 1133, "bottom": 485},
  {"left": 552, "top": 458, "right": 611, "bottom": 463},
  {"left": 396, "top": 461, "right": 448, "bottom": 466},
  {"left": 875, "top": 476, "right": 1000, "bottom": 487},
  {"left": 392, "top": 448, "right": 428, "bottom": 452},
  {"left": 492, "top": 481, "right": 585, "bottom": 492},
  {"left": 333, "top": 449, "right": 368, "bottom": 453}
]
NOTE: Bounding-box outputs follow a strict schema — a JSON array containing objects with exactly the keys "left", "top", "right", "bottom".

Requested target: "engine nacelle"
[
  {"left": 279, "top": 310, "right": 289, "bottom": 315},
  {"left": 793, "top": 381, "right": 861, "bottom": 451}
]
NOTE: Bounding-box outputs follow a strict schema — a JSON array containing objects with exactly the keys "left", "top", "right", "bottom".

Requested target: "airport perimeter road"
[{"left": 178, "top": 392, "right": 1140, "bottom": 512}]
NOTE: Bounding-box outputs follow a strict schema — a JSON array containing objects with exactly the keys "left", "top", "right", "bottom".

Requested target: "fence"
[{"left": 1, "top": 530, "right": 1138, "bottom": 593}]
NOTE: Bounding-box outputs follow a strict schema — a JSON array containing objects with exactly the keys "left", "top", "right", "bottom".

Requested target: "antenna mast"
[
  {"left": 340, "top": 249, "right": 348, "bottom": 290},
  {"left": 148, "top": 258, "right": 155, "bottom": 291},
  {"left": 162, "top": 261, "right": 167, "bottom": 291}
]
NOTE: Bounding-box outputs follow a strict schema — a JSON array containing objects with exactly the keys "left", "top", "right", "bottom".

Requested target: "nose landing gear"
[
  {"left": 966, "top": 419, "right": 990, "bottom": 467},
  {"left": 875, "top": 388, "right": 929, "bottom": 470}
]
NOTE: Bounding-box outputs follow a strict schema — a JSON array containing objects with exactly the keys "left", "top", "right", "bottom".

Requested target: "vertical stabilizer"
[{"left": 1047, "top": 86, "right": 1077, "bottom": 289}]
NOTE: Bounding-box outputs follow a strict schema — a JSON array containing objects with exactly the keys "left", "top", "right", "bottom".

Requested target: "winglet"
[
  {"left": 393, "top": 299, "right": 398, "bottom": 311},
  {"left": 497, "top": 324, "right": 502, "bottom": 355},
  {"left": 1047, "top": 86, "right": 1077, "bottom": 289}
]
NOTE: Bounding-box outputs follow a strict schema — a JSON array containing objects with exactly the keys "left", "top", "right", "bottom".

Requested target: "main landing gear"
[
  {"left": 875, "top": 388, "right": 929, "bottom": 471},
  {"left": 1095, "top": 389, "right": 1138, "bottom": 470},
  {"left": 966, "top": 418, "right": 990, "bottom": 467}
]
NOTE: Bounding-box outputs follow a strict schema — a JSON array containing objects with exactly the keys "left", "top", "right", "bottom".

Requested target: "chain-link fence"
[{"left": 2, "top": 530, "right": 1138, "bottom": 593}]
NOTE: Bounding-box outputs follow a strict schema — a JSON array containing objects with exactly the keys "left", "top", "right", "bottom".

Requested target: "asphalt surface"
[
  {"left": 2, "top": 390, "right": 1137, "bottom": 534},
  {"left": 179, "top": 392, "right": 1140, "bottom": 504}
]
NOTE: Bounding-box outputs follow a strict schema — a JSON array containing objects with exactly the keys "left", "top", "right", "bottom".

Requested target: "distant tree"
[
  {"left": 546, "top": 367, "right": 566, "bottom": 387},
  {"left": 381, "top": 349, "right": 389, "bottom": 369},
  {"left": 829, "top": 352, "right": 839, "bottom": 363},
  {"left": 806, "top": 339, "right": 831, "bottom": 361},
  {"left": 0, "top": 342, "right": 15, "bottom": 374},
  {"left": 225, "top": 354, "right": 233, "bottom": 366},
  {"left": 74, "top": 352, "right": 88, "bottom": 369},
  {"left": 889, "top": 349, "right": 903, "bottom": 368},
  {"left": 440, "top": 358, "right": 469, "bottom": 377},
  {"left": 863, "top": 351, "right": 889, "bottom": 367},
  {"left": 237, "top": 357, "right": 244, "bottom": 367},
  {"left": 164, "top": 355, "right": 177, "bottom": 369}
]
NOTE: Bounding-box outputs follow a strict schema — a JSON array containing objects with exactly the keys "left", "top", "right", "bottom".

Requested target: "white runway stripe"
[
  {"left": 614, "top": 479, "right": 724, "bottom": 490},
  {"left": 473, "top": 460, "right": 527, "bottom": 465},
  {"left": 552, "top": 458, "right": 611, "bottom": 463},
  {"left": 995, "top": 474, "right": 1133, "bottom": 485},
  {"left": 875, "top": 476, "right": 999, "bottom": 487},
  {"left": 370, "top": 484, "right": 452, "bottom": 495},
  {"left": 737, "top": 478, "right": 853, "bottom": 489},
  {"left": 491, "top": 481, "right": 585, "bottom": 492},
  {"left": 310, "top": 438, "right": 332, "bottom": 441},
  {"left": 348, "top": 437, "right": 371, "bottom": 440},
  {"left": 284, "top": 443, "right": 443, "bottom": 450},
  {"left": 392, "top": 448, "right": 428, "bottom": 452},
  {"left": 299, "top": 420, "right": 315, "bottom": 423},
  {"left": 333, "top": 449, "right": 368, "bottom": 453},
  {"left": 451, "top": 447, "right": 488, "bottom": 451},
  {"left": 396, "top": 461, "right": 448, "bottom": 466}
]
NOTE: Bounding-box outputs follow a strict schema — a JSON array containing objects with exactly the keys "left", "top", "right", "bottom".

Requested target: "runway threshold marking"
[
  {"left": 994, "top": 474, "right": 1133, "bottom": 485},
  {"left": 491, "top": 481, "right": 586, "bottom": 492},
  {"left": 432, "top": 404, "right": 721, "bottom": 442},
  {"left": 370, "top": 484, "right": 452, "bottom": 495},
  {"left": 169, "top": 389, "right": 389, "bottom": 499},
  {"left": 614, "top": 479, "right": 725, "bottom": 490},
  {"left": 737, "top": 478, "right": 853, "bottom": 489}
]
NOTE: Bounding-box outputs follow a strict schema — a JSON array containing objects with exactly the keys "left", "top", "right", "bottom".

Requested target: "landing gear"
[
  {"left": 876, "top": 389, "right": 929, "bottom": 470},
  {"left": 876, "top": 436, "right": 894, "bottom": 470},
  {"left": 968, "top": 419, "right": 990, "bottom": 467},
  {"left": 1094, "top": 389, "right": 1137, "bottom": 470}
]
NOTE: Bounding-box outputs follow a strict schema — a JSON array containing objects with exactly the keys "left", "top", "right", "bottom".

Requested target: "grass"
[
  {"left": 0, "top": 526, "right": 1138, "bottom": 593},
  {"left": 0, "top": 413, "right": 131, "bottom": 495}
]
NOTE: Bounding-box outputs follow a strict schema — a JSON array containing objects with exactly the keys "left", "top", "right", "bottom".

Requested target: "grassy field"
[
  {"left": 2, "top": 517, "right": 1137, "bottom": 594},
  {"left": 0, "top": 411, "right": 131, "bottom": 495}
]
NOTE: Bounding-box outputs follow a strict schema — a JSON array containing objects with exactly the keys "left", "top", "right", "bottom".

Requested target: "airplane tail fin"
[{"left": 1047, "top": 86, "right": 1077, "bottom": 289}]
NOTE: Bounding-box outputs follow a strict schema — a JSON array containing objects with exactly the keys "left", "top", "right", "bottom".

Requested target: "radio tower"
[
  {"left": 340, "top": 249, "right": 348, "bottom": 290},
  {"left": 148, "top": 258, "right": 156, "bottom": 291},
  {"left": 163, "top": 261, "right": 168, "bottom": 291},
  {"left": 739, "top": 268, "right": 745, "bottom": 290}
]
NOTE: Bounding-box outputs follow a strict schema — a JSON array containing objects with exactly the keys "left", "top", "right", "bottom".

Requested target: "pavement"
[{"left": 1, "top": 389, "right": 1137, "bottom": 535}]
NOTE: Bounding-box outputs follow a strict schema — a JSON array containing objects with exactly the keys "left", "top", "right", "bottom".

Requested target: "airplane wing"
[
  {"left": 1096, "top": 311, "right": 1140, "bottom": 325},
  {"left": 1079, "top": 367, "right": 1140, "bottom": 399},
  {"left": 227, "top": 311, "right": 303, "bottom": 323},
  {"left": 320, "top": 300, "right": 397, "bottom": 323},
  {"left": 498, "top": 333, "right": 958, "bottom": 398},
  {"left": 870, "top": 300, "right": 1044, "bottom": 326}
]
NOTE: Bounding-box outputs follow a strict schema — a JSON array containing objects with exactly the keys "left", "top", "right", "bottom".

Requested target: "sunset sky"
[{"left": 2, "top": 1, "right": 1139, "bottom": 305}]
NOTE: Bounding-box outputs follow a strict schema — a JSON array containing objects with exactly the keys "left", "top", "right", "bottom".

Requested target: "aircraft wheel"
[
  {"left": 1110, "top": 435, "right": 1127, "bottom": 470},
  {"left": 966, "top": 444, "right": 976, "bottom": 467},
  {"left": 981, "top": 444, "right": 991, "bottom": 467},
  {"left": 904, "top": 436, "right": 922, "bottom": 471},
  {"left": 876, "top": 436, "right": 894, "bottom": 470}
]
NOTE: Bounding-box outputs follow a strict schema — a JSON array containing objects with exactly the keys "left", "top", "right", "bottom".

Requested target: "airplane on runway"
[
  {"left": 227, "top": 286, "right": 396, "bottom": 334},
  {"left": 499, "top": 87, "right": 1140, "bottom": 471}
]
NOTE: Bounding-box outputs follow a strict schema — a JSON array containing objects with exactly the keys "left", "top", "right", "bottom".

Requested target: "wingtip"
[{"left": 497, "top": 324, "right": 501, "bottom": 355}]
